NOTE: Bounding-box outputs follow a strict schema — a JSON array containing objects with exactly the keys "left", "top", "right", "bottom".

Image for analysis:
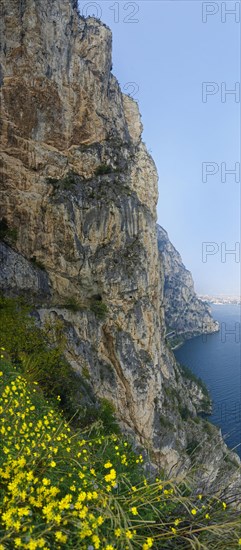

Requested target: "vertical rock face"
[
  {"left": 157, "top": 225, "right": 219, "bottom": 341},
  {"left": 0, "top": 0, "right": 162, "bottom": 446},
  {"left": 0, "top": 0, "right": 240, "bottom": 494}
]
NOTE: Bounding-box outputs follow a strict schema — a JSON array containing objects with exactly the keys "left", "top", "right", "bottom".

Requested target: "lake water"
[{"left": 175, "top": 304, "right": 241, "bottom": 458}]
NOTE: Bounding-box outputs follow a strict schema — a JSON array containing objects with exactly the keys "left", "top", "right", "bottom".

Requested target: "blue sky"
[{"left": 78, "top": 1, "right": 240, "bottom": 296}]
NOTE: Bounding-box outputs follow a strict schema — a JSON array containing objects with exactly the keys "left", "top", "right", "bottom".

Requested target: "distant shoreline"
[
  {"left": 199, "top": 297, "right": 241, "bottom": 306},
  {"left": 211, "top": 302, "right": 241, "bottom": 306}
]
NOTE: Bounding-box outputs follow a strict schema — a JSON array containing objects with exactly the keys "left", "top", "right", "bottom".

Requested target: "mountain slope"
[{"left": 157, "top": 225, "right": 219, "bottom": 342}]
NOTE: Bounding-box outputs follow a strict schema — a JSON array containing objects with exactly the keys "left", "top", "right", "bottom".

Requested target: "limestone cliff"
[
  {"left": 0, "top": 0, "right": 240, "bottom": 499},
  {"left": 157, "top": 225, "right": 219, "bottom": 342}
]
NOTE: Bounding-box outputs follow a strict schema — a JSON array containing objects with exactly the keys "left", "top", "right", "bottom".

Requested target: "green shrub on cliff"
[
  {"left": 0, "top": 296, "right": 77, "bottom": 410},
  {"left": 90, "top": 299, "right": 108, "bottom": 319},
  {"left": 62, "top": 296, "right": 84, "bottom": 312},
  {"left": 179, "top": 363, "right": 210, "bottom": 398},
  {"left": 0, "top": 218, "right": 18, "bottom": 244},
  {"left": 95, "top": 164, "right": 112, "bottom": 176},
  {"left": 46, "top": 172, "right": 77, "bottom": 190}
]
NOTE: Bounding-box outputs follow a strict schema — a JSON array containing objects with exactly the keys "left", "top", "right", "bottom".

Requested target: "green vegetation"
[
  {"left": 0, "top": 296, "right": 112, "bottom": 430},
  {"left": 82, "top": 365, "right": 90, "bottom": 380},
  {"left": 166, "top": 335, "right": 184, "bottom": 350},
  {"left": 46, "top": 172, "right": 77, "bottom": 190},
  {"left": 94, "top": 164, "right": 112, "bottom": 176},
  {"left": 1, "top": 358, "right": 241, "bottom": 549},
  {"left": 61, "top": 172, "right": 77, "bottom": 189},
  {"left": 0, "top": 296, "right": 84, "bottom": 421},
  {"left": 224, "top": 454, "right": 239, "bottom": 468},
  {"left": 159, "top": 414, "right": 172, "bottom": 429},
  {"left": 186, "top": 439, "right": 200, "bottom": 458},
  {"left": 0, "top": 297, "right": 241, "bottom": 549},
  {"left": 61, "top": 296, "right": 108, "bottom": 319},
  {"left": 204, "top": 420, "right": 216, "bottom": 437},
  {"left": 179, "top": 363, "right": 210, "bottom": 398},
  {"left": 86, "top": 398, "right": 120, "bottom": 435},
  {"left": 90, "top": 299, "right": 108, "bottom": 319},
  {"left": 30, "top": 256, "right": 46, "bottom": 270},
  {"left": 200, "top": 397, "right": 212, "bottom": 411},
  {"left": 179, "top": 405, "right": 192, "bottom": 421},
  {"left": 0, "top": 218, "right": 18, "bottom": 244},
  {"left": 72, "top": 398, "right": 120, "bottom": 436},
  {"left": 62, "top": 297, "right": 84, "bottom": 313},
  {"left": 45, "top": 176, "right": 59, "bottom": 185},
  {"left": 163, "top": 385, "right": 179, "bottom": 401}
]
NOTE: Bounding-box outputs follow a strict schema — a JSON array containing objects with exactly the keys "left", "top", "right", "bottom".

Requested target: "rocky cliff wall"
[
  {"left": 0, "top": 0, "right": 240, "bottom": 498},
  {"left": 0, "top": 0, "right": 165, "bottom": 448},
  {"left": 157, "top": 225, "right": 219, "bottom": 341}
]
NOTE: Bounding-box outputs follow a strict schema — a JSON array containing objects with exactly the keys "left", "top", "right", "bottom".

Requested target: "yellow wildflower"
[
  {"left": 104, "top": 468, "right": 116, "bottom": 483},
  {"left": 55, "top": 532, "right": 67, "bottom": 543},
  {"left": 92, "top": 534, "right": 100, "bottom": 548},
  {"left": 104, "top": 461, "right": 112, "bottom": 468},
  {"left": 28, "top": 541, "right": 38, "bottom": 550},
  {"left": 42, "top": 478, "right": 50, "bottom": 486},
  {"left": 142, "top": 538, "right": 154, "bottom": 549},
  {"left": 97, "top": 516, "right": 104, "bottom": 525}
]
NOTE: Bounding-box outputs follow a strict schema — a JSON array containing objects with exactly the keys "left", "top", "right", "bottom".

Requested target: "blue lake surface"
[{"left": 175, "top": 304, "right": 241, "bottom": 458}]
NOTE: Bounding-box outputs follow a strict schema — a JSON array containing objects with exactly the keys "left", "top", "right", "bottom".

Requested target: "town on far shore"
[{"left": 199, "top": 295, "right": 241, "bottom": 305}]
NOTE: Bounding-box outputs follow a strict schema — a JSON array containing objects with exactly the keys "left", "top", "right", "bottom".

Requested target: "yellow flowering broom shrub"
[{"left": 0, "top": 298, "right": 241, "bottom": 549}]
